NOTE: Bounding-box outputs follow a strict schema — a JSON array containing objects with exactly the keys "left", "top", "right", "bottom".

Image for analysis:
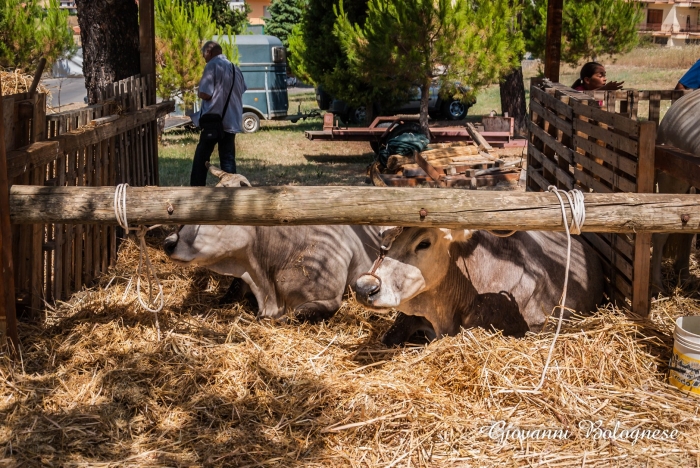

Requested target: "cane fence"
[{"left": 5, "top": 74, "right": 170, "bottom": 314}]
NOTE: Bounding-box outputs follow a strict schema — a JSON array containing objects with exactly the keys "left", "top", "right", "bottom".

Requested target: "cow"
[
  {"left": 651, "top": 89, "right": 700, "bottom": 296},
  {"left": 163, "top": 165, "right": 382, "bottom": 322},
  {"left": 354, "top": 227, "right": 605, "bottom": 345}
]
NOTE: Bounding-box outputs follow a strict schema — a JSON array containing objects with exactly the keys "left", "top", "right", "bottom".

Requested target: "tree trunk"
[
  {"left": 419, "top": 82, "right": 430, "bottom": 136},
  {"left": 76, "top": 0, "right": 141, "bottom": 104},
  {"left": 499, "top": 66, "right": 528, "bottom": 137}
]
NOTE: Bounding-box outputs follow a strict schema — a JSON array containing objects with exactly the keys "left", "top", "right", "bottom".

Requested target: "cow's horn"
[
  {"left": 229, "top": 174, "right": 252, "bottom": 187},
  {"left": 207, "top": 163, "right": 228, "bottom": 179}
]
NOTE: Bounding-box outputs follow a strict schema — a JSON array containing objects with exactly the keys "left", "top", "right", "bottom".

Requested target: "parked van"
[{"left": 214, "top": 35, "right": 289, "bottom": 133}]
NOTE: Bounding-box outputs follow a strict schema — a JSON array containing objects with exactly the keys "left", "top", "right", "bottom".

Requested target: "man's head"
[{"left": 201, "top": 41, "right": 223, "bottom": 63}]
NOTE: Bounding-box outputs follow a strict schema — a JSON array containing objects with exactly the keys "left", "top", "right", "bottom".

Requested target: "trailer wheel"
[
  {"left": 383, "top": 122, "right": 422, "bottom": 146},
  {"left": 370, "top": 122, "right": 393, "bottom": 154},
  {"left": 242, "top": 112, "right": 261, "bottom": 133}
]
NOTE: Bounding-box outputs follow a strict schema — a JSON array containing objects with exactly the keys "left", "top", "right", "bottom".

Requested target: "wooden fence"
[
  {"left": 4, "top": 74, "right": 172, "bottom": 315},
  {"left": 527, "top": 81, "right": 660, "bottom": 316},
  {"left": 583, "top": 88, "right": 688, "bottom": 123}
]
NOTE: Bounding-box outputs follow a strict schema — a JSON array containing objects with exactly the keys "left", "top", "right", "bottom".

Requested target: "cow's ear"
[{"left": 441, "top": 229, "right": 474, "bottom": 243}]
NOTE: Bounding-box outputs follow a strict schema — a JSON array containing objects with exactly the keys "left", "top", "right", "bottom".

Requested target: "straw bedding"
[
  {"left": 1, "top": 70, "right": 49, "bottom": 98},
  {"left": 1, "top": 234, "right": 699, "bottom": 467}
]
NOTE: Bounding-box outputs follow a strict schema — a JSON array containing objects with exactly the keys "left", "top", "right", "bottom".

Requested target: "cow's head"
[
  {"left": 162, "top": 165, "right": 252, "bottom": 266},
  {"left": 354, "top": 227, "right": 473, "bottom": 309}
]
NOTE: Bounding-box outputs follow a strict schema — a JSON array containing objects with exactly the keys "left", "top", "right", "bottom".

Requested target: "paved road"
[
  {"left": 42, "top": 77, "right": 88, "bottom": 107},
  {"left": 42, "top": 77, "right": 313, "bottom": 105}
]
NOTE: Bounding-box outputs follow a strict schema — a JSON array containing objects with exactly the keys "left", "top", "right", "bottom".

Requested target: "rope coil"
[{"left": 114, "top": 183, "right": 164, "bottom": 339}]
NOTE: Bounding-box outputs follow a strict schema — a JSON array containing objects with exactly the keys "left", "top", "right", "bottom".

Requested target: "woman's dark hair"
[{"left": 572, "top": 61, "right": 604, "bottom": 89}]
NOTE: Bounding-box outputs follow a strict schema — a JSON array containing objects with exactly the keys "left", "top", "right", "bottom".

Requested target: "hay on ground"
[{"left": 1, "top": 234, "right": 699, "bottom": 467}]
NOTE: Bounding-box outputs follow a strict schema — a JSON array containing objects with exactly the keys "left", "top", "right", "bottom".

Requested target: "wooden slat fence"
[
  {"left": 527, "top": 81, "right": 656, "bottom": 316},
  {"left": 6, "top": 74, "right": 166, "bottom": 314},
  {"left": 583, "top": 88, "right": 692, "bottom": 123}
]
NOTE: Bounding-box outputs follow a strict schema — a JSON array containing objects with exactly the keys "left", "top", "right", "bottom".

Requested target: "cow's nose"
[
  {"left": 355, "top": 273, "right": 381, "bottom": 303},
  {"left": 163, "top": 233, "right": 179, "bottom": 256}
]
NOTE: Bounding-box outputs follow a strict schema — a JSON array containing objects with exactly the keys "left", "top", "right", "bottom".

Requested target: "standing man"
[{"left": 190, "top": 41, "right": 247, "bottom": 186}]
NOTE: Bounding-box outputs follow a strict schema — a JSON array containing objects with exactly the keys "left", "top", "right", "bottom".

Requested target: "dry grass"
[{"left": 1, "top": 234, "right": 699, "bottom": 467}]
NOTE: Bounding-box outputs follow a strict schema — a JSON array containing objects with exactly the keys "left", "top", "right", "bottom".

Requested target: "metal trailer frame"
[{"left": 305, "top": 113, "right": 527, "bottom": 149}]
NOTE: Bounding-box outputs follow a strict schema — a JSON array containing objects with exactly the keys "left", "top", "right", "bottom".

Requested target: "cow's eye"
[{"left": 415, "top": 240, "right": 431, "bottom": 251}]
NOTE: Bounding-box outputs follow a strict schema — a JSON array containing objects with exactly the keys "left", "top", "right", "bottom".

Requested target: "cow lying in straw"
[
  {"left": 354, "top": 227, "right": 605, "bottom": 345},
  {"left": 163, "top": 165, "right": 382, "bottom": 322}
]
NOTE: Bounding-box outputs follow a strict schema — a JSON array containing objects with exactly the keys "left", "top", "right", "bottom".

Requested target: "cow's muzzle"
[
  {"left": 355, "top": 273, "right": 382, "bottom": 305},
  {"left": 163, "top": 232, "right": 179, "bottom": 256}
]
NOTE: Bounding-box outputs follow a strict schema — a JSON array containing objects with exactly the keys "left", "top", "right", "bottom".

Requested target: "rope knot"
[
  {"left": 113, "top": 183, "right": 164, "bottom": 339},
  {"left": 548, "top": 186, "right": 586, "bottom": 235}
]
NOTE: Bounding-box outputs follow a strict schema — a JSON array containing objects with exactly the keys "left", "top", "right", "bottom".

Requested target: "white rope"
[
  {"left": 114, "top": 183, "right": 163, "bottom": 340},
  {"left": 529, "top": 186, "right": 586, "bottom": 392}
]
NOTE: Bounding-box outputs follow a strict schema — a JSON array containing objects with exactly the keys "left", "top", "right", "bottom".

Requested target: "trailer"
[{"left": 304, "top": 113, "right": 526, "bottom": 152}]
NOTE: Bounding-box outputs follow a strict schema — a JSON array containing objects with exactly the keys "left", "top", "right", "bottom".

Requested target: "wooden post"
[
  {"left": 544, "top": 0, "right": 563, "bottom": 83},
  {"left": 139, "top": 0, "right": 160, "bottom": 186},
  {"left": 632, "top": 121, "right": 656, "bottom": 317},
  {"left": 0, "top": 77, "right": 19, "bottom": 351},
  {"left": 139, "top": 0, "right": 156, "bottom": 106}
]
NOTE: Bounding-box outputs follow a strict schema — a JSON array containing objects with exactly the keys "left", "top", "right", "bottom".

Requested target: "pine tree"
[
  {"left": 155, "top": 0, "right": 238, "bottom": 108},
  {"left": 523, "top": 0, "right": 643, "bottom": 66},
  {"left": 184, "top": 0, "right": 250, "bottom": 34},
  {"left": 0, "top": 0, "right": 74, "bottom": 70},
  {"left": 287, "top": 0, "right": 372, "bottom": 109},
  {"left": 265, "top": 0, "right": 305, "bottom": 49},
  {"left": 335, "top": 0, "right": 523, "bottom": 134}
]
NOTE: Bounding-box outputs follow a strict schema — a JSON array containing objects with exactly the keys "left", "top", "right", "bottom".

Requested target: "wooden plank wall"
[
  {"left": 526, "top": 82, "right": 655, "bottom": 316},
  {"left": 7, "top": 74, "right": 159, "bottom": 314},
  {"left": 583, "top": 89, "right": 691, "bottom": 123}
]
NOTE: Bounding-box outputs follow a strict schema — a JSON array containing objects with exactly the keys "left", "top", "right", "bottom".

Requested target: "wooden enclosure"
[
  {"left": 527, "top": 81, "right": 693, "bottom": 316},
  {"left": 3, "top": 74, "right": 172, "bottom": 316}
]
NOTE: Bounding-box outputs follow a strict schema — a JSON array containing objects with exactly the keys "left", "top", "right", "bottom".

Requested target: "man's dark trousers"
[{"left": 190, "top": 131, "right": 236, "bottom": 186}]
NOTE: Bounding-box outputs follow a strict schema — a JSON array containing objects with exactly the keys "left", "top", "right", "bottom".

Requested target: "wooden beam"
[
  {"left": 8, "top": 186, "right": 700, "bottom": 234},
  {"left": 544, "top": 0, "right": 563, "bottom": 83},
  {"left": 138, "top": 0, "right": 156, "bottom": 105},
  {"left": 0, "top": 76, "right": 19, "bottom": 351},
  {"left": 632, "top": 121, "right": 657, "bottom": 318}
]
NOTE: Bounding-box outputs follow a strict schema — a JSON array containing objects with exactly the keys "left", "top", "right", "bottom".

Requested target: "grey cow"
[
  {"left": 355, "top": 228, "right": 605, "bottom": 345},
  {"left": 163, "top": 166, "right": 382, "bottom": 321},
  {"left": 651, "top": 89, "right": 700, "bottom": 295}
]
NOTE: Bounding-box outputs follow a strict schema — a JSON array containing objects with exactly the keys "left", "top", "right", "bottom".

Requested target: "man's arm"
[{"left": 198, "top": 91, "right": 212, "bottom": 101}]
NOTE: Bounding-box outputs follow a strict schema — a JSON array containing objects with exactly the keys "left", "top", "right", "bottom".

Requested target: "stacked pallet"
[{"left": 373, "top": 141, "right": 522, "bottom": 188}]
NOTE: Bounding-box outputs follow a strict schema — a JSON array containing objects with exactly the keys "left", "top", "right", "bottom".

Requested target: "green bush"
[
  {"left": 155, "top": 0, "right": 238, "bottom": 107},
  {"left": 0, "top": 0, "right": 75, "bottom": 71}
]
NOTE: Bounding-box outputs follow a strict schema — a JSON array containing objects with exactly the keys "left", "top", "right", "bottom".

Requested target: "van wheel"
[{"left": 242, "top": 112, "right": 261, "bottom": 133}]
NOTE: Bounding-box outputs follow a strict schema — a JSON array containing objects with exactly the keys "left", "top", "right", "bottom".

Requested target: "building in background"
[
  {"left": 229, "top": 0, "right": 271, "bottom": 34},
  {"left": 637, "top": 0, "right": 700, "bottom": 46}
]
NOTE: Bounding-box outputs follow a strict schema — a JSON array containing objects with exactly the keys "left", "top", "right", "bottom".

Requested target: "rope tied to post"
[
  {"left": 114, "top": 183, "right": 164, "bottom": 340},
  {"left": 530, "top": 185, "right": 586, "bottom": 392}
]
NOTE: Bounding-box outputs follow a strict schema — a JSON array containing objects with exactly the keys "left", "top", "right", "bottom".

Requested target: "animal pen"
[
  {"left": 2, "top": 81, "right": 700, "bottom": 350},
  {"left": 526, "top": 81, "right": 698, "bottom": 317}
]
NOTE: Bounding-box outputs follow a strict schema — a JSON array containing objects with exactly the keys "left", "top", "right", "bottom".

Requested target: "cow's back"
[
  {"left": 657, "top": 89, "right": 700, "bottom": 154},
  {"left": 464, "top": 230, "right": 603, "bottom": 331}
]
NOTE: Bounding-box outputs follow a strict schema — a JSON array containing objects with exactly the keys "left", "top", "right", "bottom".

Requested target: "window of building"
[
  {"left": 263, "top": 6, "right": 271, "bottom": 18},
  {"left": 647, "top": 9, "right": 663, "bottom": 24}
]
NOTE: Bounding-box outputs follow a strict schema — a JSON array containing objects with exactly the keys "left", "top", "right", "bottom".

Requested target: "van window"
[{"left": 272, "top": 47, "right": 286, "bottom": 63}]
